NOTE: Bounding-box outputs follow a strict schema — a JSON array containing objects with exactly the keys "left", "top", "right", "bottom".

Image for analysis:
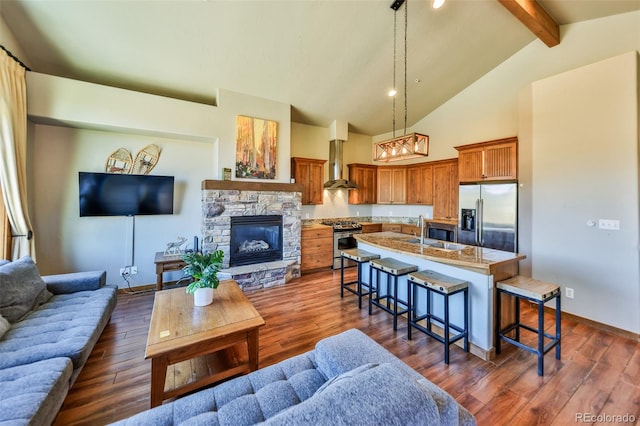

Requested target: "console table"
[{"left": 154, "top": 252, "right": 187, "bottom": 291}]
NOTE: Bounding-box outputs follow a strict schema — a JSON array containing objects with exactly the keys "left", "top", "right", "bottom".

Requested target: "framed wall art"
[{"left": 235, "top": 115, "right": 277, "bottom": 180}]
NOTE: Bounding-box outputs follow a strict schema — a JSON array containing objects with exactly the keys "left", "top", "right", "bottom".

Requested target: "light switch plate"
[{"left": 598, "top": 219, "right": 620, "bottom": 230}]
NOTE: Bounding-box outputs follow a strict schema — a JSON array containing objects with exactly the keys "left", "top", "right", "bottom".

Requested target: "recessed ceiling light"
[{"left": 388, "top": 88, "right": 397, "bottom": 97}]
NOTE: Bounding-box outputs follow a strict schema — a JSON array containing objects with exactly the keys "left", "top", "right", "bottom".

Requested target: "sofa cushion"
[
  {"left": 0, "top": 314, "right": 9, "bottom": 339},
  {"left": 261, "top": 362, "right": 442, "bottom": 425},
  {"left": 0, "top": 357, "right": 73, "bottom": 426},
  {"left": 43, "top": 270, "right": 107, "bottom": 294},
  {"left": 0, "top": 256, "right": 53, "bottom": 323},
  {"left": 0, "top": 286, "right": 117, "bottom": 381}
]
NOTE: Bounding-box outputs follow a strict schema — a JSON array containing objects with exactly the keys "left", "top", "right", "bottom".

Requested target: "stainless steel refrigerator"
[{"left": 458, "top": 183, "right": 517, "bottom": 252}]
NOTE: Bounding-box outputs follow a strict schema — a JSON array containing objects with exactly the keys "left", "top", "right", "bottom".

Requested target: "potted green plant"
[{"left": 182, "top": 250, "right": 225, "bottom": 306}]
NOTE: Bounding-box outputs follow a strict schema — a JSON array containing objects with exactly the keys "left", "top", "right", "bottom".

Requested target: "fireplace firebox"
[{"left": 230, "top": 215, "right": 283, "bottom": 267}]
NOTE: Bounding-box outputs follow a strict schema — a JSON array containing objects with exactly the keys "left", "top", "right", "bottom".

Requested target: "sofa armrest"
[
  {"left": 42, "top": 271, "right": 107, "bottom": 294},
  {"left": 314, "top": 328, "right": 423, "bottom": 381}
]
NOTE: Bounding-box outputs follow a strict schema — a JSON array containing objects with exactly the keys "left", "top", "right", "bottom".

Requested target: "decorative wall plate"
[
  {"left": 132, "top": 144, "right": 160, "bottom": 175},
  {"left": 105, "top": 148, "right": 133, "bottom": 174}
]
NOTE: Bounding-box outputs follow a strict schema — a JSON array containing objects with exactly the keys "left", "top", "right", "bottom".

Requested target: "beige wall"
[
  {"left": 0, "top": 14, "right": 31, "bottom": 67},
  {"left": 531, "top": 52, "right": 639, "bottom": 332}
]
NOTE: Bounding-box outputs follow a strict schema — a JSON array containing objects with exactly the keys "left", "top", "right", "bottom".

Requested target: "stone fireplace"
[{"left": 201, "top": 180, "right": 302, "bottom": 290}]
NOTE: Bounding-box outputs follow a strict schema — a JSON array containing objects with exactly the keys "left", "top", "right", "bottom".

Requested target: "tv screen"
[{"left": 79, "top": 172, "right": 174, "bottom": 217}]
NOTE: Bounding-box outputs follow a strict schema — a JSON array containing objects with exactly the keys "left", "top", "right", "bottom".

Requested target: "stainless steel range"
[{"left": 321, "top": 221, "right": 363, "bottom": 269}]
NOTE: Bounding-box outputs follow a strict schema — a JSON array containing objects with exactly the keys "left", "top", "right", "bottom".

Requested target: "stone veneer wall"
[{"left": 201, "top": 180, "right": 303, "bottom": 291}]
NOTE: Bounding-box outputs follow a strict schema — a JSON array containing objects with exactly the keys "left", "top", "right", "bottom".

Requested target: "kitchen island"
[{"left": 354, "top": 232, "right": 526, "bottom": 360}]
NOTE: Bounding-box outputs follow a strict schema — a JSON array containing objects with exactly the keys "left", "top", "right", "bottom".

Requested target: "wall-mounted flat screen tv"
[{"left": 79, "top": 172, "right": 174, "bottom": 217}]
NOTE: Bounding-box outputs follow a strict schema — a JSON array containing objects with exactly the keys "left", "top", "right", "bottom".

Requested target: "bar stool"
[
  {"left": 496, "top": 275, "right": 561, "bottom": 376},
  {"left": 407, "top": 270, "right": 469, "bottom": 364},
  {"left": 340, "top": 248, "right": 381, "bottom": 309},
  {"left": 369, "top": 258, "right": 417, "bottom": 330}
]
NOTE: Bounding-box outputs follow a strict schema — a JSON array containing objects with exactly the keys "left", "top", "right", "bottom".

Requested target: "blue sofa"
[
  {"left": 0, "top": 256, "right": 117, "bottom": 425},
  {"left": 113, "top": 328, "right": 476, "bottom": 425}
]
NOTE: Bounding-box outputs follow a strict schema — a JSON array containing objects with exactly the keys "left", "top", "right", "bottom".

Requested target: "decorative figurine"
[{"left": 164, "top": 237, "right": 187, "bottom": 256}]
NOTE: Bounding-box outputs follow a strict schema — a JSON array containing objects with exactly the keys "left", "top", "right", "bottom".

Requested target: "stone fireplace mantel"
[{"left": 201, "top": 179, "right": 302, "bottom": 291}]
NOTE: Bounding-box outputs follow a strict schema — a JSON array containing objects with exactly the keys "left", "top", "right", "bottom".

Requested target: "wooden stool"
[
  {"left": 407, "top": 270, "right": 469, "bottom": 364},
  {"left": 496, "top": 275, "right": 561, "bottom": 376},
  {"left": 369, "top": 258, "right": 417, "bottom": 330},
  {"left": 340, "top": 248, "right": 381, "bottom": 309}
]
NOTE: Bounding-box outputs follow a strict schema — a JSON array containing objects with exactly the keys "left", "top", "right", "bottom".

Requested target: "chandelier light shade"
[{"left": 373, "top": 133, "right": 429, "bottom": 162}]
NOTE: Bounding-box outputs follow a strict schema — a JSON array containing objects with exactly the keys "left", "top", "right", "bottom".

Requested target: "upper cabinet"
[
  {"left": 377, "top": 167, "right": 406, "bottom": 204},
  {"left": 432, "top": 159, "right": 459, "bottom": 220},
  {"left": 455, "top": 137, "right": 518, "bottom": 183},
  {"left": 406, "top": 163, "right": 433, "bottom": 205},
  {"left": 348, "top": 164, "right": 377, "bottom": 205},
  {"left": 291, "top": 157, "right": 326, "bottom": 205}
]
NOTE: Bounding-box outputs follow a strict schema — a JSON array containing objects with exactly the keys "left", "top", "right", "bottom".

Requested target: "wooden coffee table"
[{"left": 145, "top": 280, "right": 265, "bottom": 407}]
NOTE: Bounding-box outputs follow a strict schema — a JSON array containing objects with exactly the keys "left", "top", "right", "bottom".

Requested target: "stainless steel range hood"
[{"left": 323, "top": 139, "right": 358, "bottom": 190}]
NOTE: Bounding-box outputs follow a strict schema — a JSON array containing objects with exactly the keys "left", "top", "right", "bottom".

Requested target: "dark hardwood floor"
[{"left": 54, "top": 268, "right": 640, "bottom": 425}]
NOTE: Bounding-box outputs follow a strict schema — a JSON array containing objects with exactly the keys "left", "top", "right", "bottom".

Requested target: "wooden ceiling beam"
[{"left": 498, "top": 0, "right": 560, "bottom": 47}]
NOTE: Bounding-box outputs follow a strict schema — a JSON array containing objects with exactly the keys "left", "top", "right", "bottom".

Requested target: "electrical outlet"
[
  {"left": 120, "top": 266, "right": 138, "bottom": 276},
  {"left": 566, "top": 287, "right": 574, "bottom": 299},
  {"left": 598, "top": 219, "right": 620, "bottom": 230}
]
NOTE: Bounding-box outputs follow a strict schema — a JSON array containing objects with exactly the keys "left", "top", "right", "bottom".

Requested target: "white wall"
[{"left": 531, "top": 52, "right": 639, "bottom": 333}]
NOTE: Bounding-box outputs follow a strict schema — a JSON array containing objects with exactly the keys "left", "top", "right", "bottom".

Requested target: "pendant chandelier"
[{"left": 374, "top": 0, "right": 429, "bottom": 162}]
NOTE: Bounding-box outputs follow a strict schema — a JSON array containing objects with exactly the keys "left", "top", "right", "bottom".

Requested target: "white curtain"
[{"left": 0, "top": 49, "right": 35, "bottom": 260}]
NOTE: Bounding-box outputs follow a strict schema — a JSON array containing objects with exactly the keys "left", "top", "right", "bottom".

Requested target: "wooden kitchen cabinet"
[
  {"left": 455, "top": 137, "right": 517, "bottom": 183},
  {"left": 401, "top": 224, "right": 421, "bottom": 236},
  {"left": 291, "top": 157, "right": 327, "bottom": 205},
  {"left": 432, "top": 159, "right": 459, "bottom": 220},
  {"left": 361, "top": 223, "right": 382, "bottom": 233},
  {"left": 377, "top": 167, "right": 406, "bottom": 204},
  {"left": 347, "top": 163, "right": 377, "bottom": 205},
  {"left": 406, "top": 163, "right": 433, "bottom": 205},
  {"left": 300, "top": 225, "right": 333, "bottom": 272},
  {"left": 381, "top": 223, "right": 402, "bottom": 232}
]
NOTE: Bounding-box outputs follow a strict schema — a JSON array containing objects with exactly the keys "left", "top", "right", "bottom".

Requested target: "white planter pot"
[{"left": 193, "top": 287, "right": 214, "bottom": 306}]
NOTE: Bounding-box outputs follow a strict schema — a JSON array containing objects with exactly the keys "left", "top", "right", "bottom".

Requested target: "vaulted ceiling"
[{"left": 2, "top": 0, "right": 639, "bottom": 135}]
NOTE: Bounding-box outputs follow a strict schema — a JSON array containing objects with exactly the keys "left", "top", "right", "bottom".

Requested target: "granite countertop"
[
  {"left": 424, "top": 218, "right": 458, "bottom": 226},
  {"left": 355, "top": 232, "right": 525, "bottom": 273},
  {"left": 301, "top": 223, "right": 332, "bottom": 230}
]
